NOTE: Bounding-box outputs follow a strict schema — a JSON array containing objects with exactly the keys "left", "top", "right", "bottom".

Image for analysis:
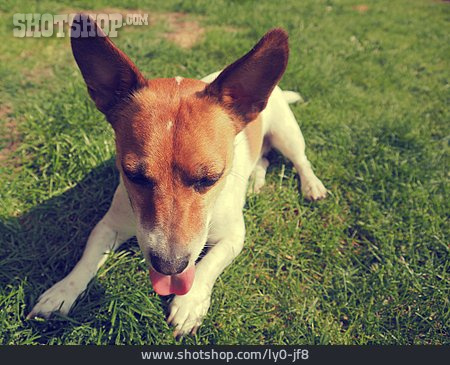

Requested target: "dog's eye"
[
  {"left": 124, "top": 171, "right": 155, "bottom": 188},
  {"left": 193, "top": 177, "right": 218, "bottom": 192}
]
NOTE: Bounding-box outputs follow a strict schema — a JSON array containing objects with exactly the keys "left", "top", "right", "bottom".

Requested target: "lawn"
[{"left": 0, "top": 0, "right": 448, "bottom": 345}]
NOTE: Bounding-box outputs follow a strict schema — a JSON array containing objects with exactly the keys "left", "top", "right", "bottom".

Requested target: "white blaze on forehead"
[
  {"left": 166, "top": 120, "right": 174, "bottom": 130},
  {"left": 175, "top": 76, "right": 183, "bottom": 85}
]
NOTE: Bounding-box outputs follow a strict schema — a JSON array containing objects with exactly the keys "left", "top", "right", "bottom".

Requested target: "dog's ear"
[
  {"left": 70, "top": 13, "right": 146, "bottom": 114},
  {"left": 204, "top": 28, "right": 289, "bottom": 127}
]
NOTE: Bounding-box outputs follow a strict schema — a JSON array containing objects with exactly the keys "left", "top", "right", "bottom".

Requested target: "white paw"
[
  {"left": 27, "top": 279, "right": 81, "bottom": 319},
  {"left": 248, "top": 157, "right": 269, "bottom": 194},
  {"left": 301, "top": 175, "right": 327, "bottom": 201},
  {"left": 167, "top": 287, "right": 211, "bottom": 337}
]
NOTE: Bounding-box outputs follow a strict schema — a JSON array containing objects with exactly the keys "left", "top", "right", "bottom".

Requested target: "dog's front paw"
[
  {"left": 26, "top": 279, "right": 81, "bottom": 320},
  {"left": 301, "top": 175, "right": 327, "bottom": 201},
  {"left": 167, "top": 287, "right": 211, "bottom": 337}
]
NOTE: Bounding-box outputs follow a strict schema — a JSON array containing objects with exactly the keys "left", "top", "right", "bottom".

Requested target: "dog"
[{"left": 27, "top": 14, "right": 327, "bottom": 336}]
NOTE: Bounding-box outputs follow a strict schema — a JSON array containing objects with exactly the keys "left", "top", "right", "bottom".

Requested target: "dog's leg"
[
  {"left": 167, "top": 210, "right": 245, "bottom": 337},
  {"left": 248, "top": 157, "right": 270, "bottom": 194},
  {"left": 27, "top": 182, "right": 135, "bottom": 319},
  {"left": 268, "top": 92, "right": 327, "bottom": 201}
]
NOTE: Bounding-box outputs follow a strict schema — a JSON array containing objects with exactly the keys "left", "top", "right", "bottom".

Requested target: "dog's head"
[{"left": 71, "top": 14, "right": 289, "bottom": 295}]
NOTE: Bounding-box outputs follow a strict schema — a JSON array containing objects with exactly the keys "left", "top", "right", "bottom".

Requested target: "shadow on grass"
[{"left": 0, "top": 158, "right": 152, "bottom": 342}]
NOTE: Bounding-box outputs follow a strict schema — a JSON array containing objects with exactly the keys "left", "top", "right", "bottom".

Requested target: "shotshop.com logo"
[{"left": 12, "top": 13, "right": 149, "bottom": 37}]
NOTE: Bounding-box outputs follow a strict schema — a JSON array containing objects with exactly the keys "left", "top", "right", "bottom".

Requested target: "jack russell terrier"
[{"left": 27, "top": 14, "right": 327, "bottom": 336}]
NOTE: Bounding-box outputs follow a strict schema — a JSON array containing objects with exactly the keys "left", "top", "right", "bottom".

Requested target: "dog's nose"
[{"left": 149, "top": 254, "right": 189, "bottom": 275}]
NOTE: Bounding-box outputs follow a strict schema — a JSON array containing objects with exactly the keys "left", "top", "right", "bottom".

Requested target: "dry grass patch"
[
  {"left": 62, "top": 8, "right": 206, "bottom": 48},
  {"left": 161, "top": 12, "right": 205, "bottom": 49}
]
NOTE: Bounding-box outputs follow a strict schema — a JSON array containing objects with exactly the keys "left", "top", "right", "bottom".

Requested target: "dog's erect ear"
[
  {"left": 204, "top": 28, "right": 289, "bottom": 126},
  {"left": 70, "top": 14, "right": 146, "bottom": 114}
]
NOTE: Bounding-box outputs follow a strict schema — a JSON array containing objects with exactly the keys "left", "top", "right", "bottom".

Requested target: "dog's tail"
[{"left": 282, "top": 90, "right": 304, "bottom": 104}]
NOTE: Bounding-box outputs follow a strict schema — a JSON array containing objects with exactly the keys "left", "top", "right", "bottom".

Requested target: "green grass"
[{"left": 0, "top": 0, "right": 448, "bottom": 345}]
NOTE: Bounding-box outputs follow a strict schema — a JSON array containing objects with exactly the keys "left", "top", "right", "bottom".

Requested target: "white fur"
[
  {"left": 28, "top": 72, "right": 327, "bottom": 336},
  {"left": 282, "top": 90, "right": 303, "bottom": 104}
]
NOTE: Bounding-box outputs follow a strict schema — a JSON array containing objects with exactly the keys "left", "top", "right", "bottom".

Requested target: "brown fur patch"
[
  {"left": 113, "top": 79, "right": 235, "bottom": 245},
  {"left": 243, "top": 116, "right": 263, "bottom": 164}
]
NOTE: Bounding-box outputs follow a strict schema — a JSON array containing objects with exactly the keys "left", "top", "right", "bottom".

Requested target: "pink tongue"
[{"left": 149, "top": 266, "right": 195, "bottom": 296}]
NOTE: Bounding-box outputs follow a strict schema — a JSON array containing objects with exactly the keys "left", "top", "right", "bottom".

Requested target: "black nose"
[{"left": 149, "top": 254, "right": 189, "bottom": 275}]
